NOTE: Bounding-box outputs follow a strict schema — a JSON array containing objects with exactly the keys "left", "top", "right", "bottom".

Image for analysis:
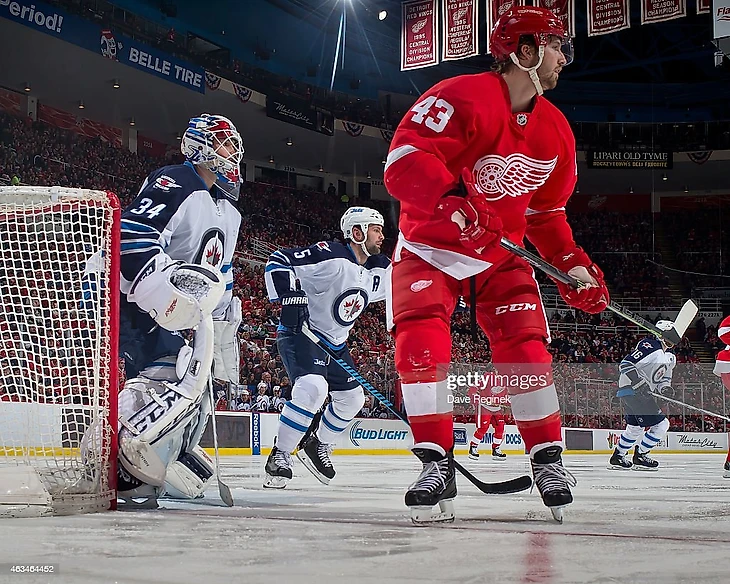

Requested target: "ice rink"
[{"left": 2, "top": 453, "right": 730, "bottom": 584}]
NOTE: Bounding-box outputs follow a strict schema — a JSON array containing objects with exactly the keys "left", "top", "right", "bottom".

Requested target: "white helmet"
[
  {"left": 340, "top": 207, "right": 384, "bottom": 257},
  {"left": 181, "top": 114, "right": 244, "bottom": 202}
]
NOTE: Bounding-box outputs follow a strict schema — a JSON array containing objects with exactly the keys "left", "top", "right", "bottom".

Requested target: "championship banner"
[
  {"left": 696, "top": 0, "right": 711, "bottom": 14},
  {"left": 587, "top": 0, "right": 631, "bottom": 36},
  {"left": 486, "top": 0, "right": 524, "bottom": 53},
  {"left": 586, "top": 150, "right": 673, "bottom": 169},
  {"left": 641, "top": 0, "right": 686, "bottom": 24},
  {"left": 715, "top": 0, "right": 730, "bottom": 38},
  {"left": 441, "top": 0, "right": 479, "bottom": 62},
  {"left": 401, "top": 0, "right": 439, "bottom": 70},
  {"left": 534, "top": 0, "right": 576, "bottom": 38}
]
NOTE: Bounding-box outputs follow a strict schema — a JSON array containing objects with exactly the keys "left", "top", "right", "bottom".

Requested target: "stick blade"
[
  {"left": 219, "top": 482, "right": 234, "bottom": 507},
  {"left": 673, "top": 299, "right": 699, "bottom": 340}
]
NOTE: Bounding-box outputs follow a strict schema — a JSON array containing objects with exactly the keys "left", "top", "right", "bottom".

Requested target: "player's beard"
[
  {"left": 366, "top": 241, "right": 381, "bottom": 256},
  {"left": 538, "top": 66, "right": 561, "bottom": 91}
]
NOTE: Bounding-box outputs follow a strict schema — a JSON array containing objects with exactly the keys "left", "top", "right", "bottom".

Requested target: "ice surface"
[{"left": 2, "top": 454, "right": 729, "bottom": 584}]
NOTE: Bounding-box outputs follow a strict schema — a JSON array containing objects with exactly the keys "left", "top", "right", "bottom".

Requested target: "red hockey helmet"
[
  {"left": 490, "top": 6, "right": 572, "bottom": 65},
  {"left": 718, "top": 315, "right": 730, "bottom": 345}
]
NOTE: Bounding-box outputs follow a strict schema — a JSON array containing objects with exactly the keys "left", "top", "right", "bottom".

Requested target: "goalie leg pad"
[
  {"left": 118, "top": 377, "right": 204, "bottom": 487},
  {"left": 163, "top": 446, "right": 215, "bottom": 500}
]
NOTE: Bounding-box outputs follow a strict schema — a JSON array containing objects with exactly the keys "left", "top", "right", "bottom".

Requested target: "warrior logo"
[
  {"left": 472, "top": 153, "right": 558, "bottom": 201},
  {"left": 332, "top": 288, "right": 369, "bottom": 326}
]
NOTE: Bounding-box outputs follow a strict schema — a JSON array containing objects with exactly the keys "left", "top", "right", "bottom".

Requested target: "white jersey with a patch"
[
  {"left": 119, "top": 162, "right": 241, "bottom": 318},
  {"left": 618, "top": 338, "right": 676, "bottom": 396},
  {"left": 264, "top": 241, "right": 390, "bottom": 345}
]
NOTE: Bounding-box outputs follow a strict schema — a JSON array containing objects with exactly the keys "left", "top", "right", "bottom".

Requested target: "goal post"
[{"left": 0, "top": 186, "right": 120, "bottom": 516}]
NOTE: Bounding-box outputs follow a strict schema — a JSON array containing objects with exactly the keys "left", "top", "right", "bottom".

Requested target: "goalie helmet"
[
  {"left": 181, "top": 114, "right": 244, "bottom": 202},
  {"left": 490, "top": 6, "right": 573, "bottom": 96},
  {"left": 340, "top": 207, "right": 384, "bottom": 257},
  {"left": 655, "top": 320, "right": 677, "bottom": 347}
]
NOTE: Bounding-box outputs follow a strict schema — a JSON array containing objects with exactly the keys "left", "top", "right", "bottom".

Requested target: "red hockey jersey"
[{"left": 385, "top": 72, "right": 578, "bottom": 279}]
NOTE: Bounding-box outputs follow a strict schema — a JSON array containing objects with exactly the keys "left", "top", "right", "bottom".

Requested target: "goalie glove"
[
  {"left": 551, "top": 247, "right": 609, "bottom": 314},
  {"left": 213, "top": 297, "right": 242, "bottom": 384},
  {"left": 128, "top": 255, "right": 226, "bottom": 331}
]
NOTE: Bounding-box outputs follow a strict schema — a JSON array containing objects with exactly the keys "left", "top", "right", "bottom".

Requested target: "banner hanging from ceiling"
[
  {"left": 534, "top": 0, "right": 576, "bottom": 38},
  {"left": 486, "top": 0, "right": 525, "bottom": 53},
  {"left": 696, "top": 0, "right": 711, "bottom": 14},
  {"left": 401, "top": 0, "right": 439, "bottom": 70},
  {"left": 441, "top": 0, "right": 479, "bottom": 62},
  {"left": 641, "top": 0, "right": 687, "bottom": 25},
  {"left": 587, "top": 0, "right": 631, "bottom": 36}
]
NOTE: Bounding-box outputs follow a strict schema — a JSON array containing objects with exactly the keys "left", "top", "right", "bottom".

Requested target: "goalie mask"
[
  {"left": 490, "top": 6, "right": 573, "bottom": 96},
  {"left": 181, "top": 114, "right": 244, "bottom": 202},
  {"left": 340, "top": 207, "right": 384, "bottom": 258}
]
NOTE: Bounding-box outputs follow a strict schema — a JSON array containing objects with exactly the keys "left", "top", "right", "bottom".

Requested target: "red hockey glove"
[
  {"left": 437, "top": 168, "right": 503, "bottom": 254},
  {"left": 552, "top": 247, "right": 609, "bottom": 314}
]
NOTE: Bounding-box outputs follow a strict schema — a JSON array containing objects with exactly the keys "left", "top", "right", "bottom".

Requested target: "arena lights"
[
  {"left": 78, "top": 100, "right": 85, "bottom": 109},
  {"left": 23, "top": 83, "right": 31, "bottom": 92},
  {"left": 129, "top": 117, "right": 135, "bottom": 127},
  {"left": 113, "top": 79, "right": 120, "bottom": 89}
]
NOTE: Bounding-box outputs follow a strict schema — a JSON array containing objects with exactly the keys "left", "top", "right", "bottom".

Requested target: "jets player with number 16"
[
  {"left": 384, "top": 7, "right": 609, "bottom": 523},
  {"left": 113, "top": 114, "right": 244, "bottom": 506},
  {"left": 263, "top": 208, "right": 390, "bottom": 488}
]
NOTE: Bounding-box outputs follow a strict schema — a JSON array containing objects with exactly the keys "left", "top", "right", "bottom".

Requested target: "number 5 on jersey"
[{"left": 409, "top": 96, "right": 454, "bottom": 133}]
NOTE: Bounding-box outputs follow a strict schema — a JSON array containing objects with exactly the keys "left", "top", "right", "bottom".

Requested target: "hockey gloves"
[
  {"left": 552, "top": 247, "right": 609, "bottom": 314},
  {"left": 279, "top": 287, "right": 310, "bottom": 334},
  {"left": 437, "top": 168, "right": 503, "bottom": 254}
]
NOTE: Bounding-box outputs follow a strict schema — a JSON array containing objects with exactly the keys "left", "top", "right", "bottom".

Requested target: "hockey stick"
[
  {"left": 649, "top": 391, "right": 730, "bottom": 422},
  {"left": 207, "top": 374, "right": 235, "bottom": 506},
  {"left": 496, "top": 236, "right": 694, "bottom": 345},
  {"left": 300, "top": 324, "right": 533, "bottom": 495}
]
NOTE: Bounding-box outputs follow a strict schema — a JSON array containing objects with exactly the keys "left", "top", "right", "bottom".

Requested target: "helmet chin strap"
[
  {"left": 351, "top": 224, "right": 372, "bottom": 258},
  {"left": 509, "top": 45, "right": 545, "bottom": 96}
]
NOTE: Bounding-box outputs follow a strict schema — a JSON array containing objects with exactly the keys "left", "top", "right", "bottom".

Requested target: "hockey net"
[{"left": 0, "top": 186, "right": 120, "bottom": 517}]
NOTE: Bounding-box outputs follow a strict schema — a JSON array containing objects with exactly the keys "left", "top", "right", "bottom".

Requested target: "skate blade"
[
  {"left": 724, "top": 471, "right": 730, "bottom": 479},
  {"left": 492, "top": 455, "right": 507, "bottom": 461},
  {"left": 549, "top": 505, "right": 568, "bottom": 524},
  {"left": 296, "top": 451, "right": 333, "bottom": 485},
  {"left": 467, "top": 454, "right": 479, "bottom": 461},
  {"left": 263, "top": 475, "right": 290, "bottom": 489},
  {"left": 410, "top": 499, "right": 455, "bottom": 525},
  {"left": 632, "top": 465, "right": 659, "bottom": 472},
  {"left": 607, "top": 464, "right": 633, "bottom": 471}
]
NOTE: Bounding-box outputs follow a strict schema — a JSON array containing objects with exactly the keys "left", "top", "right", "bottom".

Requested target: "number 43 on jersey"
[{"left": 409, "top": 96, "right": 454, "bottom": 133}]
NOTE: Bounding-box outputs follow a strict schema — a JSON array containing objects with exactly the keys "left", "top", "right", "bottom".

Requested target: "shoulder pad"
[{"left": 364, "top": 254, "right": 391, "bottom": 270}]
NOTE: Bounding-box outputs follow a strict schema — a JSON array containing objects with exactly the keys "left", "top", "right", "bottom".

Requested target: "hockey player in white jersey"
[
  {"left": 262, "top": 207, "right": 390, "bottom": 488},
  {"left": 113, "top": 114, "right": 244, "bottom": 505},
  {"left": 609, "top": 321, "right": 676, "bottom": 471}
]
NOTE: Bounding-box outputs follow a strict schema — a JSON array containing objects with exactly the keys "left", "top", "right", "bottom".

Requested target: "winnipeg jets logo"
[
  {"left": 332, "top": 289, "right": 369, "bottom": 327},
  {"left": 205, "top": 242, "right": 222, "bottom": 267},
  {"left": 412, "top": 18, "right": 428, "bottom": 33},
  {"left": 410, "top": 279, "right": 433, "bottom": 293},
  {"left": 473, "top": 153, "right": 558, "bottom": 201},
  {"left": 153, "top": 175, "right": 182, "bottom": 191},
  {"left": 452, "top": 8, "right": 468, "bottom": 22},
  {"left": 195, "top": 228, "right": 225, "bottom": 269}
]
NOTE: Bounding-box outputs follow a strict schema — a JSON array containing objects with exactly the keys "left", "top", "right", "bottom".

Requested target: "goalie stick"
[
  {"left": 300, "top": 324, "right": 533, "bottom": 495},
  {"left": 207, "top": 374, "right": 234, "bottom": 507}
]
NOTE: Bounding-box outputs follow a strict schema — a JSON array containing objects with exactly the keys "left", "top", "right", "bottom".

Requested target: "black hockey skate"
[
  {"left": 492, "top": 446, "right": 507, "bottom": 460},
  {"left": 263, "top": 446, "right": 293, "bottom": 489},
  {"left": 296, "top": 432, "right": 335, "bottom": 485},
  {"left": 724, "top": 460, "right": 730, "bottom": 479},
  {"left": 405, "top": 443, "right": 457, "bottom": 525},
  {"left": 632, "top": 447, "right": 659, "bottom": 471},
  {"left": 468, "top": 443, "right": 480, "bottom": 460},
  {"left": 608, "top": 448, "right": 633, "bottom": 470},
  {"left": 530, "top": 445, "right": 576, "bottom": 524}
]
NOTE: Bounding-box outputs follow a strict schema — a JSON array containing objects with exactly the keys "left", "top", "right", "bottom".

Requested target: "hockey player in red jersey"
[
  {"left": 467, "top": 385, "right": 509, "bottom": 460},
  {"left": 712, "top": 315, "right": 730, "bottom": 478},
  {"left": 384, "top": 7, "right": 609, "bottom": 523}
]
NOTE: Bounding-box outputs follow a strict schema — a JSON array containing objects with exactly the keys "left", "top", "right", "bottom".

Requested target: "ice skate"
[
  {"left": 492, "top": 446, "right": 507, "bottom": 460},
  {"left": 468, "top": 443, "right": 480, "bottom": 460},
  {"left": 263, "top": 446, "right": 293, "bottom": 489},
  {"left": 632, "top": 447, "right": 659, "bottom": 471},
  {"left": 530, "top": 445, "right": 576, "bottom": 524},
  {"left": 608, "top": 448, "right": 633, "bottom": 470},
  {"left": 297, "top": 432, "right": 335, "bottom": 485},
  {"left": 405, "top": 443, "right": 456, "bottom": 525},
  {"left": 724, "top": 460, "right": 730, "bottom": 479}
]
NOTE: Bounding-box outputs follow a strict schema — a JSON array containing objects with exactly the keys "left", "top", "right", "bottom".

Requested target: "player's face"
[
  {"left": 537, "top": 37, "right": 567, "bottom": 91},
  {"left": 365, "top": 224, "right": 384, "bottom": 255}
]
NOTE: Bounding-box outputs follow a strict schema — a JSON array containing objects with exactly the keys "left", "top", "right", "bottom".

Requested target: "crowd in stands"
[{"left": 0, "top": 105, "right": 727, "bottom": 433}]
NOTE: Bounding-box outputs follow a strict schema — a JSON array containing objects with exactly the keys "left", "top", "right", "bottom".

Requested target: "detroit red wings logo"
[
  {"left": 452, "top": 8, "right": 468, "bottom": 22},
  {"left": 473, "top": 153, "right": 558, "bottom": 201},
  {"left": 412, "top": 18, "right": 428, "bottom": 33}
]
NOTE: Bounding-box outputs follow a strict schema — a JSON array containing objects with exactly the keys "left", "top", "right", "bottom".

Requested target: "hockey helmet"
[
  {"left": 655, "top": 320, "right": 677, "bottom": 347},
  {"left": 181, "top": 114, "right": 244, "bottom": 202},
  {"left": 490, "top": 6, "right": 573, "bottom": 95},
  {"left": 719, "top": 315, "right": 730, "bottom": 345},
  {"left": 341, "top": 207, "right": 384, "bottom": 244}
]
